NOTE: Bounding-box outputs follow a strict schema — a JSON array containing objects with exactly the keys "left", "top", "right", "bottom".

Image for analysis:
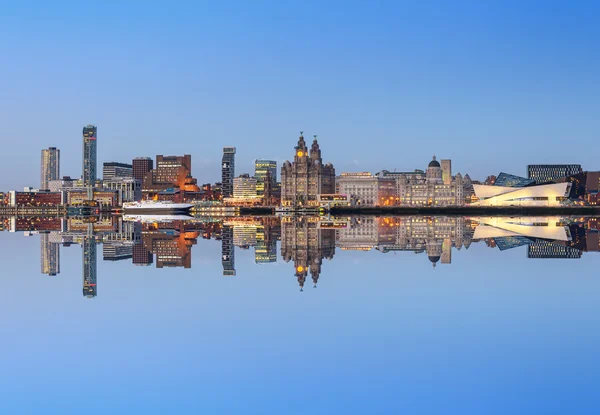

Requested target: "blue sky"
[
  {"left": 0, "top": 0, "right": 598, "bottom": 189},
  {"left": 1, "top": 232, "right": 600, "bottom": 414}
]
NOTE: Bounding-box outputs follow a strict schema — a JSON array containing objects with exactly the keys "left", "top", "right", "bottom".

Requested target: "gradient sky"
[
  {"left": 1, "top": 0, "right": 599, "bottom": 189},
  {"left": 1, "top": 231, "right": 600, "bottom": 414}
]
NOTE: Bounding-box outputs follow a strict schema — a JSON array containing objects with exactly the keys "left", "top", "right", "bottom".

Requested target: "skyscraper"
[
  {"left": 255, "top": 160, "right": 277, "bottom": 196},
  {"left": 222, "top": 147, "right": 236, "bottom": 198},
  {"left": 82, "top": 125, "right": 97, "bottom": 187},
  {"left": 41, "top": 147, "right": 60, "bottom": 190},
  {"left": 133, "top": 157, "right": 154, "bottom": 182},
  {"left": 40, "top": 233, "right": 60, "bottom": 275}
]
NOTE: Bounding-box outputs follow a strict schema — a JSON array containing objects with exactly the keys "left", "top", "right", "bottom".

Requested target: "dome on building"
[
  {"left": 428, "top": 255, "right": 440, "bottom": 263},
  {"left": 428, "top": 155, "right": 440, "bottom": 168}
]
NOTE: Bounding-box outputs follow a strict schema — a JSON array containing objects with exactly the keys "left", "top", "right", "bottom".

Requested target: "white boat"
[
  {"left": 122, "top": 201, "right": 193, "bottom": 213},
  {"left": 123, "top": 214, "right": 192, "bottom": 223}
]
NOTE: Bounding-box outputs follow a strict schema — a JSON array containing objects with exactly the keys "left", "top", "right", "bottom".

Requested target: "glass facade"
[
  {"left": 254, "top": 159, "right": 277, "bottom": 196},
  {"left": 82, "top": 125, "right": 97, "bottom": 186},
  {"left": 493, "top": 172, "right": 534, "bottom": 187},
  {"left": 527, "top": 164, "right": 582, "bottom": 184},
  {"left": 222, "top": 147, "right": 236, "bottom": 198},
  {"left": 40, "top": 147, "right": 60, "bottom": 190}
]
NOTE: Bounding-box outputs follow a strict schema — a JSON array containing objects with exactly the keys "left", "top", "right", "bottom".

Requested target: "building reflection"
[{"left": 2, "top": 214, "right": 600, "bottom": 297}]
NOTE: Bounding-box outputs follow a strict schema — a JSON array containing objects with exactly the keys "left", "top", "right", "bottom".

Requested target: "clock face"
[{"left": 297, "top": 151, "right": 304, "bottom": 157}]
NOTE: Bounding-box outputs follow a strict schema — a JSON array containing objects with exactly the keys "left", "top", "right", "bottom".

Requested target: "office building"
[
  {"left": 103, "top": 178, "right": 141, "bottom": 203},
  {"left": 82, "top": 125, "right": 97, "bottom": 186},
  {"left": 8, "top": 191, "right": 62, "bottom": 207},
  {"left": 133, "top": 242, "right": 153, "bottom": 266},
  {"left": 377, "top": 156, "right": 471, "bottom": 206},
  {"left": 441, "top": 159, "right": 452, "bottom": 185},
  {"left": 40, "top": 147, "right": 60, "bottom": 190},
  {"left": 255, "top": 160, "right": 277, "bottom": 196},
  {"left": 40, "top": 233, "right": 60, "bottom": 276},
  {"left": 133, "top": 157, "right": 154, "bottom": 181},
  {"left": 527, "top": 164, "right": 582, "bottom": 184},
  {"left": 527, "top": 241, "right": 583, "bottom": 259},
  {"left": 281, "top": 133, "right": 335, "bottom": 207},
  {"left": 221, "top": 224, "right": 235, "bottom": 276},
  {"left": 335, "top": 173, "right": 396, "bottom": 206},
  {"left": 222, "top": 147, "right": 236, "bottom": 198},
  {"left": 103, "top": 162, "right": 133, "bottom": 180},
  {"left": 233, "top": 174, "right": 257, "bottom": 198},
  {"left": 102, "top": 243, "right": 133, "bottom": 261},
  {"left": 142, "top": 155, "right": 199, "bottom": 201}
]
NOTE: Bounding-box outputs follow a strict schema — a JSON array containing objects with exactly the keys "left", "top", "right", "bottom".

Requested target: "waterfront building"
[
  {"left": 102, "top": 243, "right": 133, "bottom": 261},
  {"left": 133, "top": 242, "right": 153, "bottom": 266},
  {"left": 527, "top": 241, "right": 582, "bottom": 259},
  {"left": 40, "top": 233, "right": 60, "bottom": 276},
  {"left": 82, "top": 232, "right": 98, "bottom": 298},
  {"left": 8, "top": 190, "right": 62, "bottom": 207},
  {"left": 527, "top": 164, "right": 582, "bottom": 184},
  {"left": 103, "top": 178, "right": 141, "bottom": 203},
  {"left": 281, "top": 216, "right": 336, "bottom": 289},
  {"left": 255, "top": 219, "right": 279, "bottom": 264},
  {"left": 82, "top": 125, "right": 97, "bottom": 186},
  {"left": 281, "top": 133, "right": 335, "bottom": 207},
  {"left": 441, "top": 159, "right": 452, "bottom": 185},
  {"left": 377, "top": 156, "right": 470, "bottom": 206},
  {"left": 472, "top": 182, "right": 572, "bottom": 207},
  {"left": 233, "top": 224, "right": 258, "bottom": 247},
  {"left": 40, "top": 147, "right": 60, "bottom": 190},
  {"left": 142, "top": 155, "right": 199, "bottom": 202},
  {"left": 103, "top": 162, "right": 133, "bottom": 180},
  {"left": 222, "top": 224, "right": 235, "bottom": 276},
  {"left": 255, "top": 160, "right": 277, "bottom": 196},
  {"left": 335, "top": 173, "right": 396, "bottom": 206},
  {"left": 222, "top": 147, "right": 236, "bottom": 198},
  {"left": 48, "top": 176, "right": 80, "bottom": 193},
  {"left": 233, "top": 174, "right": 257, "bottom": 198},
  {"left": 493, "top": 172, "right": 534, "bottom": 187},
  {"left": 556, "top": 171, "right": 600, "bottom": 202},
  {"left": 133, "top": 157, "right": 153, "bottom": 180},
  {"left": 67, "top": 189, "right": 119, "bottom": 207}
]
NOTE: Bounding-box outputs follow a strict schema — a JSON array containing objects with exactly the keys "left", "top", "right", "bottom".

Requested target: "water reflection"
[{"left": 3, "top": 215, "right": 599, "bottom": 297}]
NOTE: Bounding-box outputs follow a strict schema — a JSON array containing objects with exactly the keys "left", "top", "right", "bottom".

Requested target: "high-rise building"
[
  {"left": 222, "top": 225, "right": 235, "bottom": 276},
  {"left": 233, "top": 174, "right": 257, "bottom": 198},
  {"left": 222, "top": 147, "right": 236, "bottom": 198},
  {"left": 441, "top": 159, "right": 452, "bottom": 185},
  {"left": 255, "top": 160, "right": 277, "bottom": 196},
  {"left": 40, "top": 233, "right": 60, "bottom": 275},
  {"left": 103, "top": 162, "right": 133, "bottom": 180},
  {"left": 142, "top": 155, "right": 199, "bottom": 201},
  {"left": 281, "top": 133, "right": 335, "bottom": 207},
  {"left": 133, "top": 157, "right": 154, "bottom": 181},
  {"left": 527, "top": 241, "right": 582, "bottom": 259},
  {"left": 82, "top": 125, "right": 97, "bottom": 187},
  {"left": 527, "top": 164, "right": 582, "bottom": 184},
  {"left": 40, "top": 147, "right": 60, "bottom": 190}
]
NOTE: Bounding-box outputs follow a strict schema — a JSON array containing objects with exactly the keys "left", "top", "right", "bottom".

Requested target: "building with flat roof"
[
  {"left": 103, "top": 162, "right": 133, "bottom": 180},
  {"left": 82, "top": 125, "right": 97, "bottom": 186},
  {"left": 527, "top": 164, "right": 582, "bottom": 184},
  {"left": 41, "top": 147, "right": 60, "bottom": 190},
  {"left": 335, "top": 173, "right": 396, "bottom": 206},
  {"left": 255, "top": 160, "right": 277, "bottom": 196},
  {"left": 222, "top": 147, "right": 236, "bottom": 199}
]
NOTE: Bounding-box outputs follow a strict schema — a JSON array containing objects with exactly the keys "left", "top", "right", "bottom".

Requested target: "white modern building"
[{"left": 472, "top": 182, "right": 572, "bottom": 206}]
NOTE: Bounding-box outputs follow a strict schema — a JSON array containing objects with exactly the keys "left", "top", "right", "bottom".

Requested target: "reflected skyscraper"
[
  {"left": 40, "top": 232, "right": 60, "bottom": 275},
  {"left": 82, "top": 125, "right": 97, "bottom": 187},
  {"left": 82, "top": 223, "right": 97, "bottom": 298},
  {"left": 222, "top": 224, "right": 235, "bottom": 276}
]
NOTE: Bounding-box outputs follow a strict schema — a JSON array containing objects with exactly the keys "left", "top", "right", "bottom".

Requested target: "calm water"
[{"left": 1, "top": 215, "right": 599, "bottom": 414}]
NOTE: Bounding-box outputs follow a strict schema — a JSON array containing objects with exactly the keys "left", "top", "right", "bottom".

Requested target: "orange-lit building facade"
[{"left": 141, "top": 155, "right": 200, "bottom": 202}]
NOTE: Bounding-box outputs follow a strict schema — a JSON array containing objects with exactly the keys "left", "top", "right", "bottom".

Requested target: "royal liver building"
[{"left": 281, "top": 133, "right": 335, "bottom": 207}]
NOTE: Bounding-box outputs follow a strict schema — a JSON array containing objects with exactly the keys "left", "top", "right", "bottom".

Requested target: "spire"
[{"left": 313, "top": 134, "right": 318, "bottom": 142}]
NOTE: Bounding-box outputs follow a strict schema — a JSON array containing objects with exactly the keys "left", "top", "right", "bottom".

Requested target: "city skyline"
[{"left": 1, "top": 2, "right": 598, "bottom": 191}]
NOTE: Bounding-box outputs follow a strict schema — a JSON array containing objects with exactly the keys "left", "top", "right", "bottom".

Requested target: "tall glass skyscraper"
[
  {"left": 255, "top": 159, "right": 277, "bottom": 196},
  {"left": 40, "top": 147, "right": 60, "bottom": 190},
  {"left": 82, "top": 125, "right": 97, "bottom": 186},
  {"left": 222, "top": 147, "right": 236, "bottom": 198}
]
